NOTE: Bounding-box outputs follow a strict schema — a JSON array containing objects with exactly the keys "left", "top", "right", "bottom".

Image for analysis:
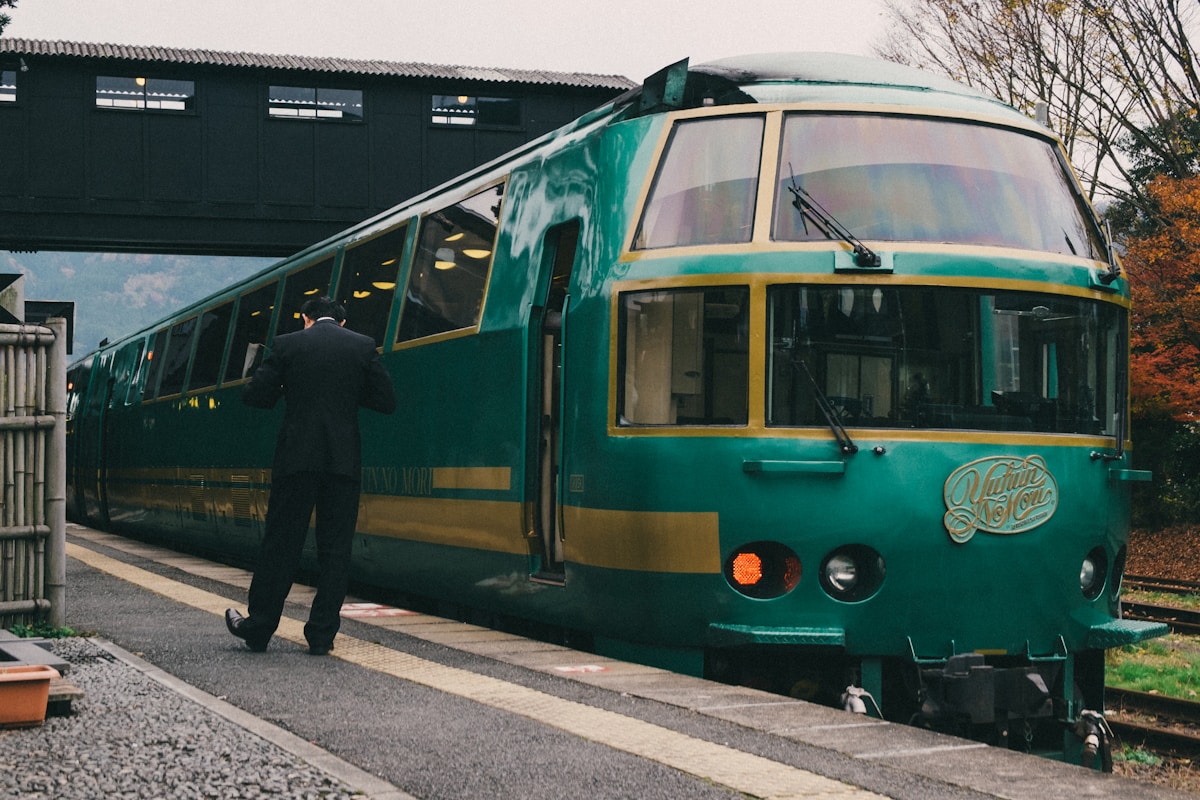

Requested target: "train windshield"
[
  {"left": 768, "top": 286, "right": 1123, "bottom": 436},
  {"left": 774, "top": 114, "right": 1105, "bottom": 257}
]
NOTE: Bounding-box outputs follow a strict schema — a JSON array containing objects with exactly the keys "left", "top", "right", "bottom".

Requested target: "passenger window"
[
  {"left": 397, "top": 183, "right": 504, "bottom": 344},
  {"left": 617, "top": 286, "right": 750, "bottom": 425},
  {"left": 66, "top": 362, "right": 91, "bottom": 421},
  {"left": 115, "top": 340, "right": 144, "bottom": 406},
  {"left": 188, "top": 302, "right": 234, "bottom": 391},
  {"left": 276, "top": 257, "right": 335, "bottom": 337},
  {"left": 224, "top": 283, "right": 278, "bottom": 384},
  {"left": 158, "top": 316, "right": 199, "bottom": 397},
  {"left": 141, "top": 329, "right": 169, "bottom": 401},
  {"left": 338, "top": 224, "right": 407, "bottom": 348},
  {"left": 633, "top": 116, "right": 764, "bottom": 249}
]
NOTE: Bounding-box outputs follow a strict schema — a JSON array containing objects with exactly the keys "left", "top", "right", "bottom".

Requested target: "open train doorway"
[{"left": 529, "top": 221, "right": 578, "bottom": 582}]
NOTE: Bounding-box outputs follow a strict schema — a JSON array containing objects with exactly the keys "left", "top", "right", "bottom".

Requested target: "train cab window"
[
  {"left": 632, "top": 115, "right": 764, "bottom": 250},
  {"left": 397, "top": 184, "right": 503, "bottom": 344},
  {"left": 224, "top": 282, "right": 278, "bottom": 384},
  {"left": 141, "top": 328, "right": 169, "bottom": 401},
  {"left": 338, "top": 225, "right": 408, "bottom": 348},
  {"left": 188, "top": 302, "right": 234, "bottom": 391},
  {"left": 767, "top": 285, "right": 1123, "bottom": 435},
  {"left": 158, "top": 316, "right": 199, "bottom": 398},
  {"left": 772, "top": 114, "right": 1106, "bottom": 258},
  {"left": 617, "top": 286, "right": 750, "bottom": 426},
  {"left": 276, "top": 258, "right": 335, "bottom": 337}
]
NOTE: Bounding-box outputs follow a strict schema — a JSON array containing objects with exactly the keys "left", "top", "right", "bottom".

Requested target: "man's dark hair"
[{"left": 301, "top": 296, "right": 346, "bottom": 323}]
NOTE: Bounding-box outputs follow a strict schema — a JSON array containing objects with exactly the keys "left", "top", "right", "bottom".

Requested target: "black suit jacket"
[{"left": 242, "top": 320, "right": 397, "bottom": 480}]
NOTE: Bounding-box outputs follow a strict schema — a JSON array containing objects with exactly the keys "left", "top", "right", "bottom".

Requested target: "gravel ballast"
[{"left": 0, "top": 638, "right": 366, "bottom": 800}]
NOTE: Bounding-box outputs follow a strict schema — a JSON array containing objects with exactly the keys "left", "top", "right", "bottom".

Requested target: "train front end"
[{"left": 573, "top": 54, "right": 1167, "bottom": 762}]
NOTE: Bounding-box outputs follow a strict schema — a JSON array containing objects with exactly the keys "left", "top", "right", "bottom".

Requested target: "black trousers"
[{"left": 244, "top": 471, "right": 360, "bottom": 648}]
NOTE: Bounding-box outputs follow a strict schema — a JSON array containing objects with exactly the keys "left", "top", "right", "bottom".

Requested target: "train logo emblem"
[{"left": 943, "top": 455, "right": 1058, "bottom": 543}]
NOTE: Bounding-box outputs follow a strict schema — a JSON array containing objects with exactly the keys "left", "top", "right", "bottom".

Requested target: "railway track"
[
  {"left": 1106, "top": 688, "right": 1200, "bottom": 759},
  {"left": 1122, "top": 573, "right": 1200, "bottom": 633},
  {"left": 1121, "top": 601, "right": 1200, "bottom": 635},
  {"left": 1124, "top": 574, "right": 1200, "bottom": 595},
  {"left": 1110, "top": 575, "right": 1200, "bottom": 758}
]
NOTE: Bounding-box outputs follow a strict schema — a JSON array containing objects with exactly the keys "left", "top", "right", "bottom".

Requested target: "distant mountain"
[{"left": 3, "top": 250, "right": 276, "bottom": 358}]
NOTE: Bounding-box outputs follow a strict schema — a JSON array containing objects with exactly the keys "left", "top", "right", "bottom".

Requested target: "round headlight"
[
  {"left": 819, "top": 545, "right": 885, "bottom": 603},
  {"left": 824, "top": 554, "right": 859, "bottom": 593},
  {"left": 1081, "top": 547, "right": 1108, "bottom": 600}
]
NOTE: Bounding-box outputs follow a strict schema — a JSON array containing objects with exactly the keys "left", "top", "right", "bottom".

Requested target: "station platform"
[{"left": 7, "top": 523, "right": 1193, "bottom": 799}]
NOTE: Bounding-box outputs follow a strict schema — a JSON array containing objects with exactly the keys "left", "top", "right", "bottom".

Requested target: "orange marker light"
[{"left": 731, "top": 552, "right": 764, "bottom": 586}]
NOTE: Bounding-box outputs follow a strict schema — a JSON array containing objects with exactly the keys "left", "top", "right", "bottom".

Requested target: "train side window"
[
  {"left": 397, "top": 184, "right": 503, "bottom": 344},
  {"left": 114, "top": 340, "right": 144, "bottom": 407},
  {"left": 617, "top": 286, "right": 750, "bottom": 426},
  {"left": 632, "top": 115, "right": 764, "bottom": 250},
  {"left": 141, "top": 328, "right": 169, "bottom": 401},
  {"left": 338, "top": 224, "right": 407, "bottom": 348},
  {"left": 276, "top": 257, "right": 335, "bottom": 337},
  {"left": 224, "top": 282, "right": 278, "bottom": 384},
  {"left": 188, "top": 302, "right": 234, "bottom": 391},
  {"left": 66, "top": 361, "right": 91, "bottom": 421},
  {"left": 158, "top": 316, "right": 199, "bottom": 398}
]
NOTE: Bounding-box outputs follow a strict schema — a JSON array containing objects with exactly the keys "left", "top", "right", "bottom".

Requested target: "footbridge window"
[
  {"left": 1, "top": 68, "right": 16, "bottom": 103},
  {"left": 96, "top": 76, "right": 195, "bottom": 112},
  {"left": 269, "top": 86, "right": 363, "bottom": 122},
  {"left": 431, "top": 95, "right": 521, "bottom": 128}
]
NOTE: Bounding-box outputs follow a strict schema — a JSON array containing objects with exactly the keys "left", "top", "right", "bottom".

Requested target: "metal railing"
[{"left": 0, "top": 319, "right": 66, "bottom": 629}]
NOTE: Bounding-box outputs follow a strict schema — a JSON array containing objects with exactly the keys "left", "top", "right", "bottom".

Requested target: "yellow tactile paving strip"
[{"left": 67, "top": 538, "right": 886, "bottom": 800}]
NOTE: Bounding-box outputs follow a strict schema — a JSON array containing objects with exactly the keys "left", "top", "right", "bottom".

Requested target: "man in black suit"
[{"left": 226, "top": 296, "right": 396, "bottom": 655}]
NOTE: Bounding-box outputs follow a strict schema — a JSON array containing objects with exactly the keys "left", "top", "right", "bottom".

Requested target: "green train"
[{"left": 66, "top": 53, "right": 1165, "bottom": 763}]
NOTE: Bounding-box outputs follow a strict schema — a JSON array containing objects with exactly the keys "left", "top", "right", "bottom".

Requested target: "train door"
[{"left": 528, "top": 221, "right": 578, "bottom": 581}]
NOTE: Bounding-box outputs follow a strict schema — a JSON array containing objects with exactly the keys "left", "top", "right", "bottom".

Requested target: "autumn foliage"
[{"left": 1124, "top": 174, "right": 1200, "bottom": 421}]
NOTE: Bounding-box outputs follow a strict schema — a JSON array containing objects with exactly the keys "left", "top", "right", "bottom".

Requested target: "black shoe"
[
  {"left": 307, "top": 643, "right": 333, "bottom": 656},
  {"left": 225, "top": 608, "right": 269, "bottom": 652}
]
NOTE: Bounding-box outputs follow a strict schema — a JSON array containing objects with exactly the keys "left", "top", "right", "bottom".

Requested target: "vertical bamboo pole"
[{"left": 46, "top": 318, "right": 67, "bottom": 628}]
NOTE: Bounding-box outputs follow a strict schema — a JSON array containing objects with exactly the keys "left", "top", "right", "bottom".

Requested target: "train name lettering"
[
  {"left": 361, "top": 467, "right": 434, "bottom": 496},
  {"left": 942, "top": 455, "right": 1058, "bottom": 543}
]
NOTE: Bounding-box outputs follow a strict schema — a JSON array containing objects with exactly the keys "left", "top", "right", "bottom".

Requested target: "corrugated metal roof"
[{"left": 0, "top": 38, "right": 637, "bottom": 90}]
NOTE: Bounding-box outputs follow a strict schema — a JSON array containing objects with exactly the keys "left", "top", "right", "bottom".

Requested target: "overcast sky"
[{"left": 9, "top": 0, "right": 890, "bottom": 81}]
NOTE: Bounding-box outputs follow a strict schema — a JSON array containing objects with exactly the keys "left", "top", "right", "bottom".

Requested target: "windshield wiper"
[
  {"left": 787, "top": 167, "right": 881, "bottom": 268},
  {"left": 792, "top": 358, "right": 858, "bottom": 455}
]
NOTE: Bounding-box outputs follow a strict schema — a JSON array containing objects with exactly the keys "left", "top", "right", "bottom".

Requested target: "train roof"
[
  {"left": 692, "top": 52, "right": 991, "bottom": 99},
  {"left": 620, "top": 52, "right": 1039, "bottom": 133}
]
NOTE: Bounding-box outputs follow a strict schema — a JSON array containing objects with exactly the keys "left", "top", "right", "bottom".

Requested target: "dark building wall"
[{"left": 0, "top": 51, "right": 627, "bottom": 256}]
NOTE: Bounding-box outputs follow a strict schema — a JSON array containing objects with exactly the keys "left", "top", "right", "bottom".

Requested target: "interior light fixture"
[
  {"left": 462, "top": 248, "right": 491, "bottom": 259},
  {"left": 434, "top": 247, "right": 457, "bottom": 270},
  {"left": 371, "top": 281, "right": 397, "bottom": 290},
  {"left": 353, "top": 290, "right": 371, "bottom": 299},
  {"left": 445, "top": 232, "right": 465, "bottom": 242}
]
